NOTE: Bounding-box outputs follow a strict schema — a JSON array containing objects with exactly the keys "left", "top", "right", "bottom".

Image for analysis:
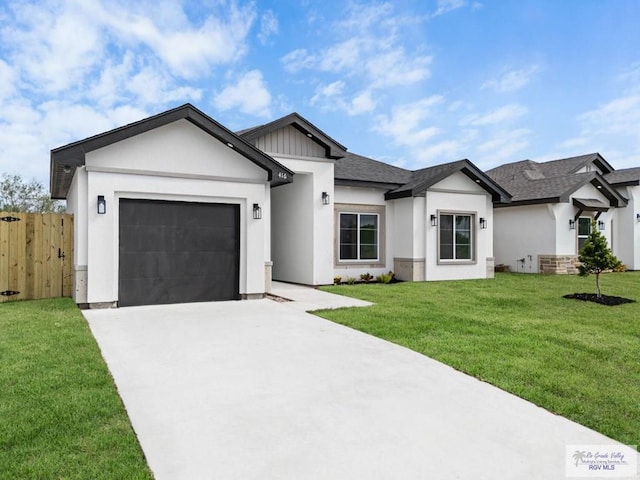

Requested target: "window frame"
[
  {"left": 338, "top": 211, "right": 380, "bottom": 262},
  {"left": 437, "top": 210, "right": 477, "bottom": 264},
  {"left": 577, "top": 216, "right": 592, "bottom": 251},
  {"left": 334, "top": 204, "right": 385, "bottom": 267}
]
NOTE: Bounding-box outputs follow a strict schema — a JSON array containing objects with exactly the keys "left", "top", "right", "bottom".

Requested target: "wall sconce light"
[
  {"left": 97, "top": 195, "right": 106, "bottom": 215},
  {"left": 252, "top": 203, "right": 262, "bottom": 220},
  {"left": 597, "top": 220, "right": 605, "bottom": 230},
  {"left": 569, "top": 219, "right": 575, "bottom": 230},
  {"left": 322, "top": 191, "right": 330, "bottom": 205},
  {"left": 479, "top": 217, "right": 487, "bottom": 229},
  {"left": 430, "top": 214, "right": 438, "bottom": 227},
  {"left": 637, "top": 213, "right": 640, "bottom": 222}
]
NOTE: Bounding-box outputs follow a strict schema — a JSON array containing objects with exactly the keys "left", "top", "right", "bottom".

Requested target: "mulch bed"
[{"left": 563, "top": 293, "right": 635, "bottom": 306}]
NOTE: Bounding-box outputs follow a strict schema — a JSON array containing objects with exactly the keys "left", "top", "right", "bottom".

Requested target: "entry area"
[{"left": 118, "top": 199, "right": 240, "bottom": 307}]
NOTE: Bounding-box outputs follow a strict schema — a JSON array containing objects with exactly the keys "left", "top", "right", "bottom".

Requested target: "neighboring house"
[
  {"left": 240, "top": 112, "right": 510, "bottom": 285},
  {"left": 486, "top": 153, "right": 629, "bottom": 274},
  {"left": 50, "top": 104, "right": 510, "bottom": 307},
  {"left": 604, "top": 167, "right": 640, "bottom": 270}
]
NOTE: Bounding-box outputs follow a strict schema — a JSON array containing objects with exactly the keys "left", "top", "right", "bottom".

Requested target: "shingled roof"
[
  {"left": 486, "top": 154, "right": 626, "bottom": 207},
  {"left": 385, "top": 159, "right": 511, "bottom": 203},
  {"left": 604, "top": 167, "right": 640, "bottom": 187},
  {"left": 50, "top": 104, "right": 294, "bottom": 199},
  {"left": 334, "top": 152, "right": 412, "bottom": 187}
]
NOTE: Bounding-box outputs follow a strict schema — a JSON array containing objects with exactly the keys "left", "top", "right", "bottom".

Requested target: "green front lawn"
[
  {"left": 0, "top": 298, "right": 153, "bottom": 479},
  {"left": 318, "top": 272, "right": 640, "bottom": 448}
]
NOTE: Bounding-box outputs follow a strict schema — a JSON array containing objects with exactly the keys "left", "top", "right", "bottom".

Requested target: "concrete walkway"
[{"left": 84, "top": 291, "right": 636, "bottom": 480}]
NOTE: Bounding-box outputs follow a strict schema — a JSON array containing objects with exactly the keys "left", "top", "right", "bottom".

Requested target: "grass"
[
  {"left": 0, "top": 298, "right": 153, "bottom": 479},
  {"left": 317, "top": 272, "right": 640, "bottom": 448}
]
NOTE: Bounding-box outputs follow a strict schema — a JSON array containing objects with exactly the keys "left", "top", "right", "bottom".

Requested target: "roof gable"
[
  {"left": 239, "top": 112, "right": 348, "bottom": 159},
  {"left": 50, "top": 104, "right": 294, "bottom": 199},
  {"left": 487, "top": 157, "right": 627, "bottom": 207},
  {"left": 385, "top": 159, "right": 511, "bottom": 203}
]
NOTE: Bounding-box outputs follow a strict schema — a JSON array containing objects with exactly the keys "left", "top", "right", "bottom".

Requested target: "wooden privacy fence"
[{"left": 0, "top": 212, "right": 73, "bottom": 303}]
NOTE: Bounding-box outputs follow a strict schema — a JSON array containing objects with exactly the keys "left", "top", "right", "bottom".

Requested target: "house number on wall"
[{"left": 278, "top": 172, "right": 288, "bottom": 180}]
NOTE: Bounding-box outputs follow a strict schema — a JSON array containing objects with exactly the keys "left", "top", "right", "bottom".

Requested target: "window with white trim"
[
  {"left": 339, "top": 213, "right": 379, "bottom": 261},
  {"left": 439, "top": 213, "right": 473, "bottom": 261},
  {"left": 577, "top": 217, "right": 591, "bottom": 250}
]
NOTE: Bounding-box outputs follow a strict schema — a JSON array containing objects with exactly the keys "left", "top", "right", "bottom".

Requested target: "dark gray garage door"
[{"left": 119, "top": 199, "right": 240, "bottom": 307}]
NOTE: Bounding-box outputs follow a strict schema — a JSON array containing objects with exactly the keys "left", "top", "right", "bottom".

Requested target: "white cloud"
[
  {"left": 481, "top": 65, "right": 543, "bottom": 93},
  {"left": 280, "top": 2, "right": 432, "bottom": 108},
  {"left": 213, "top": 70, "right": 272, "bottom": 118},
  {"left": 556, "top": 93, "right": 640, "bottom": 168},
  {"left": 311, "top": 81, "right": 345, "bottom": 105},
  {"left": 461, "top": 104, "right": 528, "bottom": 126},
  {"left": 258, "top": 10, "right": 278, "bottom": 44},
  {"left": 374, "top": 96, "right": 444, "bottom": 146},
  {"left": 2, "top": 1, "right": 104, "bottom": 93},
  {"left": 0, "top": 59, "right": 19, "bottom": 101},
  {"left": 101, "top": 2, "right": 257, "bottom": 79},
  {"left": 431, "top": 0, "right": 466, "bottom": 18},
  {"left": 281, "top": 49, "right": 316, "bottom": 73},
  {"left": 367, "top": 50, "right": 432, "bottom": 88},
  {"left": 350, "top": 90, "right": 376, "bottom": 115},
  {"left": 474, "top": 128, "right": 531, "bottom": 165}
]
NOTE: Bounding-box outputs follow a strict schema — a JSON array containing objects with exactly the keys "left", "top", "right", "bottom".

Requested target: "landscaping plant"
[{"left": 578, "top": 220, "right": 621, "bottom": 298}]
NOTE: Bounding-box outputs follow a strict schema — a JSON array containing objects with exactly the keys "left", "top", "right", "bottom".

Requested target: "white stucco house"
[
  {"left": 51, "top": 104, "right": 510, "bottom": 307},
  {"left": 604, "top": 167, "right": 640, "bottom": 270},
  {"left": 51, "top": 105, "right": 294, "bottom": 307},
  {"left": 486, "top": 153, "right": 633, "bottom": 274}
]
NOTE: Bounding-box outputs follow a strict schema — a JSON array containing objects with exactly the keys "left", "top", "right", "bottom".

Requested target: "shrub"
[
  {"left": 375, "top": 271, "right": 395, "bottom": 284},
  {"left": 578, "top": 220, "right": 622, "bottom": 298},
  {"left": 360, "top": 273, "right": 373, "bottom": 283},
  {"left": 333, "top": 276, "right": 342, "bottom": 285},
  {"left": 347, "top": 277, "right": 356, "bottom": 285}
]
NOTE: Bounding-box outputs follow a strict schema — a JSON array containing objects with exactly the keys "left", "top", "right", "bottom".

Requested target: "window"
[
  {"left": 439, "top": 213, "right": 473, "bottom": 261},
  {"left": 577, "top": 217, "right": 591, "bottom": 250},
  {"left": 339, "top": 213, "right": 379, "bottom": 261}
]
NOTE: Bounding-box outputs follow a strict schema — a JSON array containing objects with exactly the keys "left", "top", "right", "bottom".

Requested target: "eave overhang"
[{"left": 50, "top": 104, "right": 294, "bottom": 199}]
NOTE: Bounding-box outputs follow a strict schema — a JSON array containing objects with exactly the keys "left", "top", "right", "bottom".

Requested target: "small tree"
[
  {"left": 0, "top": 173, "right": 64, "bottom": 213},
  {"left": 578, "top": 220, "right": 621, "bottom": 298}
]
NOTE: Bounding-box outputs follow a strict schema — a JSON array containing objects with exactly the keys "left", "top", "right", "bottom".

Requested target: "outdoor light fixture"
[
  {"left": 430, "top": 214, "right": 438, "bottom": 227},
  {"left": 252, "top": 203, "right": 262, "bottom": 220},
  {"left": 569, "top": 219, "right": 575, "bottom": 230},
  {"left": 479, "top": 217, "right": 487, "bottom": 229},
  {"left": 637, "top": 213, "right": 640, "bottom": 222},
  {"left": 97, "top": 195, "right": 106, "bottom": 215},
  {"left": 598, "top": 220, "right": 605, "bottom": 230},
  {"left": 322, "top": 192, "right": 330, "bottom": 205}
]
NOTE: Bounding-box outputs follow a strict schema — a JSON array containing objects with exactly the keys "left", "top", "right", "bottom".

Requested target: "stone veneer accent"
[
  {"left": 538, "top": 255, "right": 580, "bottom": 274},
  {"left": 394, "top": 258, "right": 425, "bottom": 281}
]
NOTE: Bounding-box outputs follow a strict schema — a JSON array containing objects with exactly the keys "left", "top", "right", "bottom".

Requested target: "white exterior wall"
[
  {"left": 270, "top": 155, "right": 334, "bottom": 285},
  {"left": 493, "top": 205, "right": 555, "bottom": 273},
  {"left": 75, "top": 120, "right": 270, "bottom": 305},
  {"left": 493, "top": 183, "right": 618, "bottom": 273},
  {"left": 424, "top": 172, "right": 493, "bottom": 281},
  {"left": 65, "top": 166, "right": 88, "bottom": 303},
  {"left": 333, "top": 186, "right": 394, "bottom": 280},
  {"left": 613, "top": 185, "right": 640, "bottom": 270}
]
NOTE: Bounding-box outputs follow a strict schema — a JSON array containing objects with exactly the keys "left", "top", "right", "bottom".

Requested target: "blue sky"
[{"left": 1, "top": 0, "right": 639, "bottom": 186}]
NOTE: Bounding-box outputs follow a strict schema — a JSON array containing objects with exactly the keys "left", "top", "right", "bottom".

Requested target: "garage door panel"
[{"left": 119, "top": 199, "right": 240, "bottom": 307}]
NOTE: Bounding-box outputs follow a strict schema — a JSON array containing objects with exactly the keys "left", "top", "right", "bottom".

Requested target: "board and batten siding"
[{"left": 252, "top": 126, "right": 326, "bottom": 158}]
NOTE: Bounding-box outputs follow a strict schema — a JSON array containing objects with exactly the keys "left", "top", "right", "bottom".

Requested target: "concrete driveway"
[{"left": 84, "top": 287, "right": 634, "bottom": 480}]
